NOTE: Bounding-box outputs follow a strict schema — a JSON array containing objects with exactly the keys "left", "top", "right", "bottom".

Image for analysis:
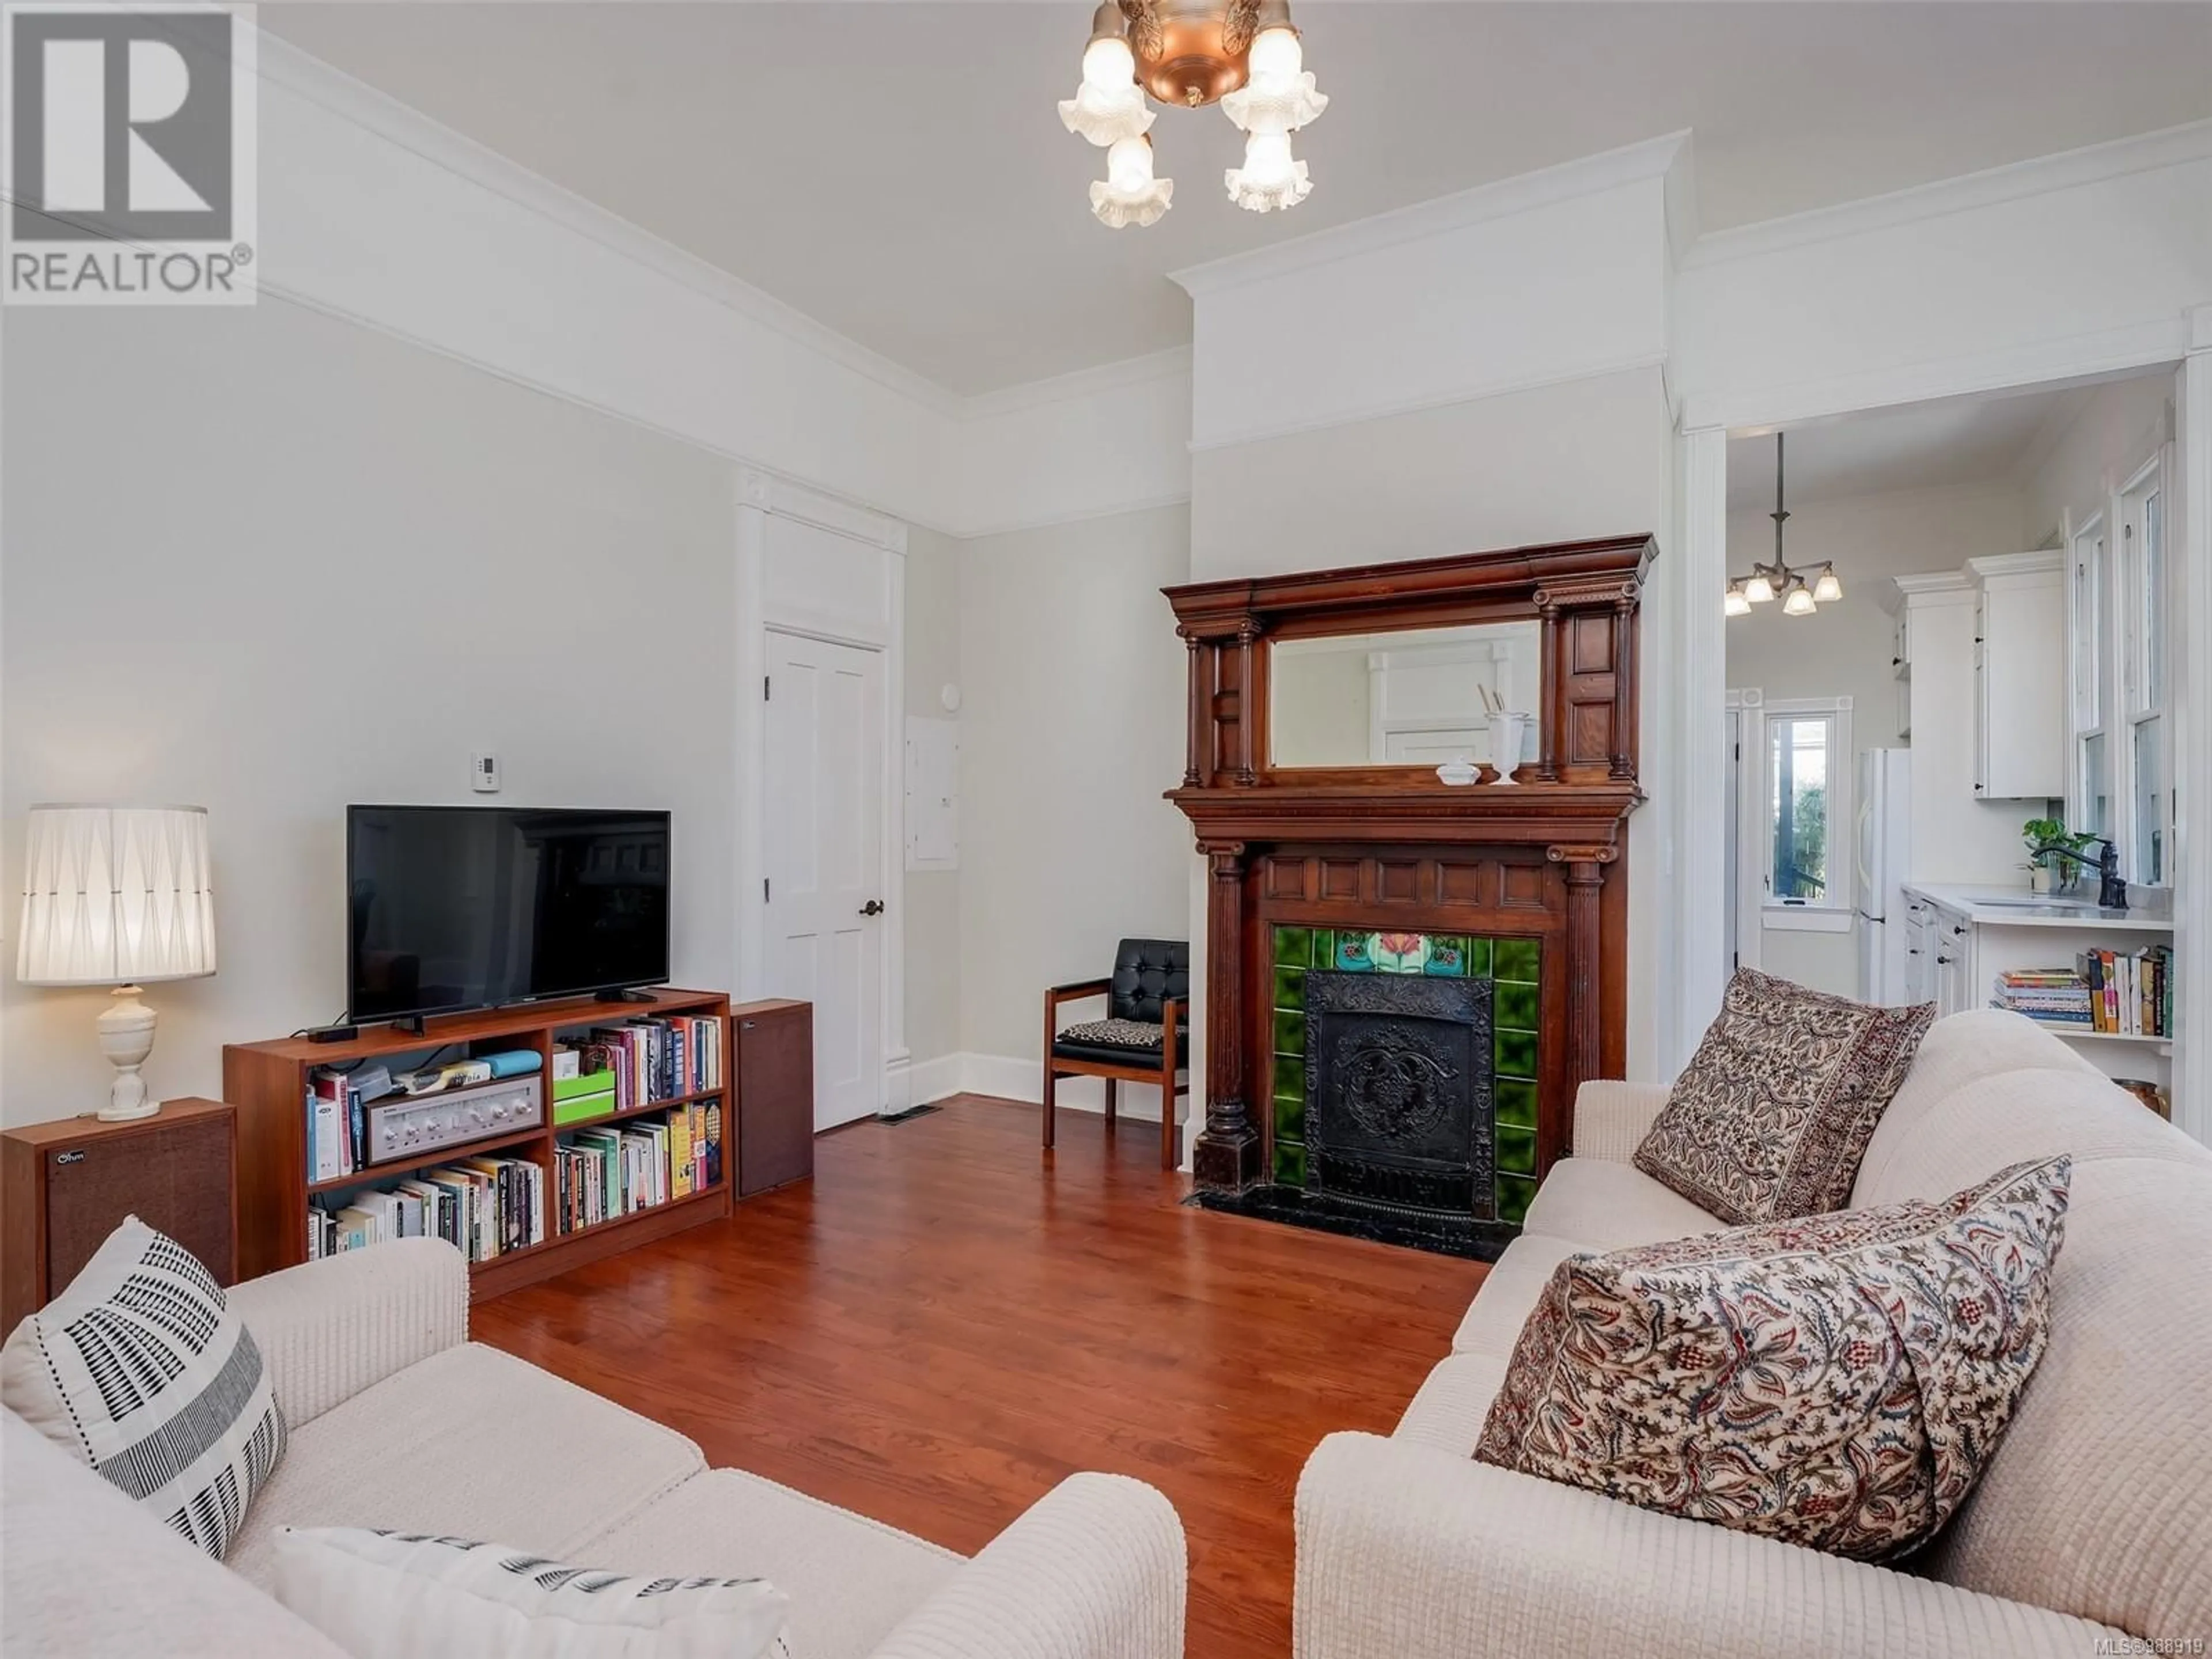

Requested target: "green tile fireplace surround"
[{"left": 1270, "top": 926, "right": 1543, "bottom": 1225}]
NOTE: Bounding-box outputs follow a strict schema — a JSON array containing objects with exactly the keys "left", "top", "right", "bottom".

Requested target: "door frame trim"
[{"left": 736, "top": 469, "right": 907, "bottom": 1117}]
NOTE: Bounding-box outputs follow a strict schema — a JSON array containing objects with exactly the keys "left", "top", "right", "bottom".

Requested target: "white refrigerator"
[{"left": 1857, "top": 748, "right": 1913, "bottom": 1003}]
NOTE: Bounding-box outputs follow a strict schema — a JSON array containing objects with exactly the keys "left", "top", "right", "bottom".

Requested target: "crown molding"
[
  {"left": 1189, "top": 351, "right": 1669, "bottom": 455},
  {"left": 1170, "top": 130, "right": 1692, "bottom": 301},
  {"left": 252, "top": 32, "right": 967, "bottom": 421},
  {"left": 1682, "top": 118, "right": 2212, "bottom": 272}
]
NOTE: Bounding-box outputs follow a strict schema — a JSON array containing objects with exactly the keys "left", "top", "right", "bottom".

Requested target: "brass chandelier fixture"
[
  {"left": 1059, "top": 0, "right": 1328, "bottom": 229},
  {"left": 1725, "top": 433, "right": 1843, "bottom": 618}
]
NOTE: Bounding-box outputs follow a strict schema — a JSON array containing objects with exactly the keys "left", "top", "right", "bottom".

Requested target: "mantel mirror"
[{"left": 1269, "top": 619, "right": 1542, "bottom": 771}]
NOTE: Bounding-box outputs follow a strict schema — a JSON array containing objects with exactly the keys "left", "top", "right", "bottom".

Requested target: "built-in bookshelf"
[{"left": 224, "top": 988, "right": 736, "bottom": 1297}]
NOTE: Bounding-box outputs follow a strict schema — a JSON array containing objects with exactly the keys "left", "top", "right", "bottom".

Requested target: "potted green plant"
[{"left": 2021, "top": 817, "right": 2096, "bottom": 895}]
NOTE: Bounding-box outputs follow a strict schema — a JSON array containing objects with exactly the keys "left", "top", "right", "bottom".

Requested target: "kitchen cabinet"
[
  {"left": 1968, "top": 552, "right": 2066, "bottom": 801},
  {"left": 1902, "top": 896, "right": 1932, "bottom": 1005}
]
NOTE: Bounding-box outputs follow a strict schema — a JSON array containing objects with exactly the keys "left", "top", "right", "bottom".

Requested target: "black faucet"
[{"left": 2035, "top": 837, "right": 2128, "bottom": 912}]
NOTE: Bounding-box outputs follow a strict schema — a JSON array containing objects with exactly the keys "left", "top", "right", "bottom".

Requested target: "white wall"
[
  {"left": 1675, "top": 125, "right": 2211, "bottom": 431},
  {"left": 1, "top": 298, "right": 736, "bottom": 1124},
  {"left": 1190, "top": 368, "right": 1675, "bottom": 579},
  {"left": 2022, "top": 371, "right": 2177, "bottom": 548},
  {"left": 1726, "top": 480, "right": 2031, "bottom": 993},
  {"left": 902, "top": 527, "right": 963, "bottom": 1070},
  {"left": 953, "top": 506, "right": 1192, "bottom": 1120}
]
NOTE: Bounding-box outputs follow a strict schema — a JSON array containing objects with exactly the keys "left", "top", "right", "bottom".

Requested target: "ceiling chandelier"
[
  {"left": 1059, "top": 0, "right": 1328, "bottom": 229},
  {"left": 1725, "top": 432, "right": 1842, "bottom": 618}
]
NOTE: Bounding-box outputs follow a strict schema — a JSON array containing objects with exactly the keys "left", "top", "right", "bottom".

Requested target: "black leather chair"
[{"left": 1043, "top": 938, "right": 1190, "bottom": 1169}]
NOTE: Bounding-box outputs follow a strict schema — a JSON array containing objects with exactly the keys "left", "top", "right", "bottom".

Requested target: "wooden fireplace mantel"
[{"left": 1163, "top": 534, "right": 1656, "bottom": 1196}]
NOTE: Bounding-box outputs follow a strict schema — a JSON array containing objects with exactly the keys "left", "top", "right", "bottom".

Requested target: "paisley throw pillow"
[
  {"left": 1474, "top": 1156, "right": 2070, "bottom": 1560},
  {"left": 1634, "top": 967, "right": 1934, "bottom": 1224}
]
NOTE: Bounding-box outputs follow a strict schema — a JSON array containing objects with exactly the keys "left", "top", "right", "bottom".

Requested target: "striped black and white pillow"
[
  {"left": 0, "top": 1215, "right": 285, "bottom": 1559},
  {"left": 272, "top": 1528, "right": 793, "bottom": 1659}
]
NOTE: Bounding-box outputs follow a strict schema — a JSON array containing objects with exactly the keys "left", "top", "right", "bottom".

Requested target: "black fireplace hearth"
[{"left": 1193, "top": 962, "right": 1516, "bottom": 1262}]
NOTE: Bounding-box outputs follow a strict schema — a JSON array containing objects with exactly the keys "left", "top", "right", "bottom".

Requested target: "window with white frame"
[
  {"left": 1760, "top": 698, "right": 1854, "bottom": 930},
  {"left": 2120, "top": 454, "right": 2170, "bottom": 885},
  {"left": 2069, "top": 444, "right": 2173, "bottom": 888},
  {"left": 2070, "top": 514, "right": 2111, "bottom": 844}
]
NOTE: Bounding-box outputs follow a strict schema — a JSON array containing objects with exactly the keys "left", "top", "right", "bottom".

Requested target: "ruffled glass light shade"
[
  {"left": 1225, "top": 131, "right": 1310, "bottom": 213},
  {"left": 1222, "top": 71, "right": 1327, "bottom": 136},
  {"left": 1092, "top": 135, "right": 1173, "bottom": 228},
  {"left": 1059, "top": 78, "right": 1153, "bottom": 147},
  {"left": 1090, "top": 176, "right": 1175, "bottom": 228}
]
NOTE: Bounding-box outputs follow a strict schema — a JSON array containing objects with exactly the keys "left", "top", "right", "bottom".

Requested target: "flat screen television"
[{"left": 346, "top": 805, "right": 671, "bottom": 1024}]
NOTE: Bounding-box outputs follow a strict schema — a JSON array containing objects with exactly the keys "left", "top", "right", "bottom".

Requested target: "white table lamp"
[{"left": 17, "top": 805, "right": 217, "bottom": 1120}]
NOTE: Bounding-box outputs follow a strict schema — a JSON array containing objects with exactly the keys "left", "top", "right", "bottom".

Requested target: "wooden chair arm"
[{"left": 1047, "top": 978, "right": 1112, "bottom": 1007}]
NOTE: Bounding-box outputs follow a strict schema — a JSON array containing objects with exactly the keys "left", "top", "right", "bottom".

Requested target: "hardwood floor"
[{"left": 475, "top": 1094, "right": 1488, "bottom": 1658}]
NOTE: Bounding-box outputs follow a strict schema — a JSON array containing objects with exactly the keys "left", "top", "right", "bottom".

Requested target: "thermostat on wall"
[{"left": 471, "top": 753, "right": 501, "bottom": 793}]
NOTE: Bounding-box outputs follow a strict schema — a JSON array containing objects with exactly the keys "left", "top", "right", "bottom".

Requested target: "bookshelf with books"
[
  {"left": 1905, "top": 884, "right": 2177, "bottom": 1101},
  {"left": 224, "top": 988, "right": 737, "bottom": 1294}
]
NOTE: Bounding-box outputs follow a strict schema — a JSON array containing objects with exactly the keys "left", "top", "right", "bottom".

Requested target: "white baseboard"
[
  {"left": 915, "top": 1051, "right": 1176, "bottom": 1125},
  {"left": 901, "top": 1052, "right": 965, "bottom": 1111}
]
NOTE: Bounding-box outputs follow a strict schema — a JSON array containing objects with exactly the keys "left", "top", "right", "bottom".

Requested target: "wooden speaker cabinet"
[
  {"left": 2, "top": 1098, "right": 237, "bottom": 1332},
  {"left": 733, "top": 999, "right": 813, "bottom": 1195}
]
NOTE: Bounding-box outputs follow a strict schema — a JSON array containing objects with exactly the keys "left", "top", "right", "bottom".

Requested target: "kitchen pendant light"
[
  {"left": 1059, "top": 0, "right": 1327, "bottom": 227},
  {"left": 1725, "top": 433, "right": 1838, "bottom": 622}
]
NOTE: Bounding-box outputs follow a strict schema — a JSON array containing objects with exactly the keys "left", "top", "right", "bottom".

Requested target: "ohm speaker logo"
[{"left": 3, "top": 3, "right": 256, "bottom": 304}]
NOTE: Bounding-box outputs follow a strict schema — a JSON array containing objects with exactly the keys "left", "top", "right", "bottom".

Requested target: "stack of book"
[
  {"left": 307, "top": 1154, "right": 544, "bottom": 1263},
  {"left": 2076, "top": 946, "right": 2173, "bottom": 1037},
  {"left": 1991, "top": 969, "right": 2096, "bottom": 1028},
  {"left": 571, "top": 1016, "right": 723, "bottom": 1112},
  {"left": 553, "top": 1100, "right": 721, "bottom": 1236},
  {"left": 304, "top": 1064, "right": 398, "bottom": 1181}
]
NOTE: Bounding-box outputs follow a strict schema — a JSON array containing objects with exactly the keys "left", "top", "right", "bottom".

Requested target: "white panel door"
[{"left": 764, "top": 630, "right": 885, "bottom": 1130}]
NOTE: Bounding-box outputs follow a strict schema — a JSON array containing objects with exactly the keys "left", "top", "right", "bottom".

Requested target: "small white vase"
[{"left": 1487, "top": 711, "right": 1533, "bottom": 785}]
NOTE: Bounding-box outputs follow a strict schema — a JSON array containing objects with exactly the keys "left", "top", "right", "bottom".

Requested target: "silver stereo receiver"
[{"left": 366, "top": 1075, "right": 543, "bottom": 1165}]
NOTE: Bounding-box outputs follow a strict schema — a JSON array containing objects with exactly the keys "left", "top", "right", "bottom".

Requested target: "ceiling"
[
  {"left": 1722, "top": 380, "right": 2113, "bottom": 511},
  {"left": 263, "top": 2, "right": 2212, "bottom": 395}
]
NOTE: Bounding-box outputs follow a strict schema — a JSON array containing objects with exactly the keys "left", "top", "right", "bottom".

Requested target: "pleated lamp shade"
[{"left": 17, "top": 806, "right": 217, "bottom": 986}]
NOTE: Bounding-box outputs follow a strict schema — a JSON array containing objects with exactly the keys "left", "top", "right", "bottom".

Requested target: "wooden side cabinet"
[
  {"left": 733, "top": 999, "right": 813, "bottom": 1196},
  {"left": 2, "top": 1099, "right": 237, "bottom": 1332}
]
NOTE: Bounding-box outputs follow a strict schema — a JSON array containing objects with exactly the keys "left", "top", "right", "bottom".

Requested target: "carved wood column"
[
  {"left": 1193, "top": 842, "right": 1263, "bottom": 1191},
  {"left": 1548, "top": 844, "right": 1617, "bottom": 1095},
  {"left": 1535, "top": 598, "right": 1561, "bottom": 783},
  {"left": 1181, "top": 632, "right": 1206, "bottom": 787},
  {"left": 1234, "top": 624, "right": 1260, "bottom": 785},
  {"left": 1610, "top": 590, "right": 1638, "bottom": 781}
]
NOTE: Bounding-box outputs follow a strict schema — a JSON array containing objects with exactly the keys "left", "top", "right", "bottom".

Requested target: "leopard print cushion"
[
  {"left": 1475, "top": 1156, "right": 2071, "bottom": 1561},
  {"left": 1058, "top": 1017, "right": 1164, "bottom": 1050},
  {"left": 1633, "top": 967, "right": 1935, "bottom": 1225}
]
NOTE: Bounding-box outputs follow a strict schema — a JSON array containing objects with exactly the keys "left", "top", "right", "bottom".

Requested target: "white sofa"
[
  {"left": 3, "top": 1238, "right": 1185, "bottom": 1659},
  {"left": 1296, "top": 1009, "right": 2212, "bottom": 1658}
]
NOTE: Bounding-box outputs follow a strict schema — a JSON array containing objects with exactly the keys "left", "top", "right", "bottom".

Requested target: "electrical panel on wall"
[{"left": 905, "top": 717, "right": 959, "bottom": 871}]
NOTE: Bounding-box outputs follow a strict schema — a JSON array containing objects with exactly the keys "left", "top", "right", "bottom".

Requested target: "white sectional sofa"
[
  {"left": 1295, "top": 1009, "right": 2212, "bottom": 1658},
  {"left": 4, "top": 1238, "right": 1186, "bottom": 1659}
]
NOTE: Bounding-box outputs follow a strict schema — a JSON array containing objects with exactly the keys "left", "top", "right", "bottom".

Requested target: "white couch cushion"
[
  {"left": 1927, "top": 1154, "right": 2212, "bottom": 1639},
  {"left": 1519, "top": 1157, "right": 1725, "bottom": 1252},
  {"left": 2, "top": 1408, "right": 347, "bottom": 1659},
  {"left": 1450, "top": 1235, "right": 1583, "bottom": 1357},
  {"left": 1852, "top": 1009, "right": 2100, "bottom": 1205},
  {"left": 272, "top": 1525, "right": 791, "bottom": 1659},
  {"left": 1849, "top": 1063, "right": 2209, "bottom": 1209},
  {"left": 1394, "top": 1353, "right": 1511, "bottom": 1455},
  {"left": 228, "top": 1342, "right": 703, "bottom": 1590},
  {"left": 575, "top": 1467, "right": 964, "bottom": 1659}
]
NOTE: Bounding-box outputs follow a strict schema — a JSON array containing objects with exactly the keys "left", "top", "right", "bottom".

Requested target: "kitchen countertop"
[{"left": 1903, "top": 882, "right": 2175, "bottom": 931}]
